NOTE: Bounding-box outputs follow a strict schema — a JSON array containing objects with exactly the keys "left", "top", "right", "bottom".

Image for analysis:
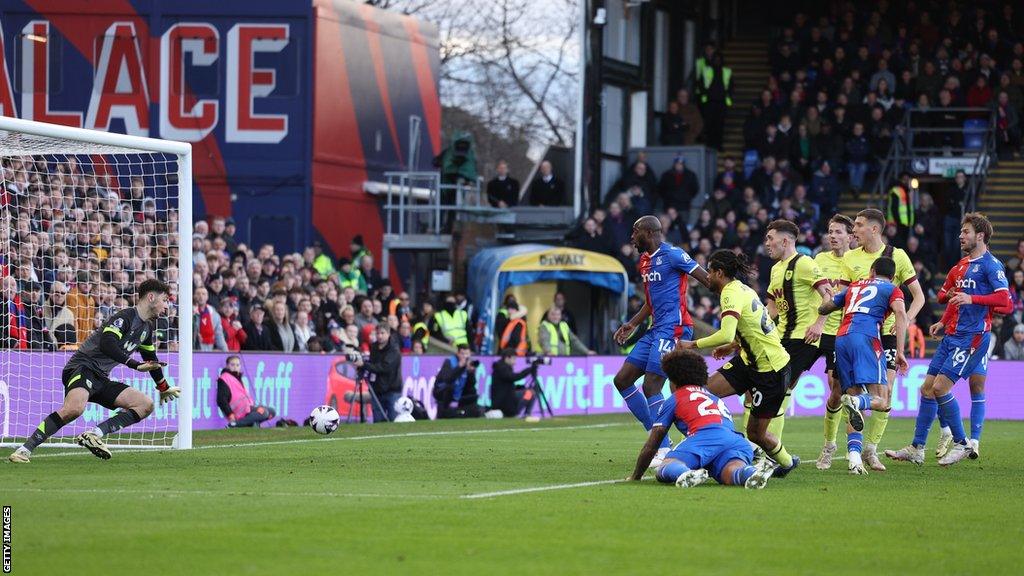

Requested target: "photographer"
[
  {"left": 490, "top": 348, "right": 540, "bottom": 417},
  {"left": 353, "top": 324, "right": 402, "bottom": 422},
  {"left": 433, "top": 344, "right": 482, "bottom": 418}
]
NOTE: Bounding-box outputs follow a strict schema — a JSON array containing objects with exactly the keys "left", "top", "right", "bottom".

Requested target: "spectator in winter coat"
[
  {"left": 1002, "top": 323, "right": 1024, "bottom": 360},
  {"left": 241, "top": 304, "right": 273, "bottom": 351},
  {"left": 486, "top": 159, "right": 520, "bottom": 208},
  {"left": 218, "top": 298, "right": 247, "bottom": 352},
  {"left": 657, "top": 157, "right": 700, "bottom": 212},
  {"left": 267, "top": 301, "right": 297, "bottom": 352},
  {"left": 528, "top": 161, "right": 565, "bottom": 206},
  {"left": 845, "top": 122, "right": 871, "bottom": 194},
  {"left": 809, "top": 161, "right": 840, "bottom": 221}
]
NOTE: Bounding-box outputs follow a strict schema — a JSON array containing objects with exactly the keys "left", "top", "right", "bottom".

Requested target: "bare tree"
[{"left": 377, "top": 0, "right": 579, "bottom": 150}]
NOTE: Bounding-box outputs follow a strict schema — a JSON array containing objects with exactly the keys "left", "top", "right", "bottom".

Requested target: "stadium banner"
[{"left": 3, "top": 353, "right": 1023, "bottom": 438}]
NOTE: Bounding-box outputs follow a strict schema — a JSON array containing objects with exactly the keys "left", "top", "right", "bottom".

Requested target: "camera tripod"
[
  {"left": 345, "top": 369, "right": 391, "bottom": 424},
  {"left": 521, "top": 366, "right": 554, "bottom": 419}
]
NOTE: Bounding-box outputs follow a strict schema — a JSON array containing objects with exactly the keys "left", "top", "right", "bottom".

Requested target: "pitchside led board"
[{"left": 0, "top": 0, "right": 441, "bottom": 268}]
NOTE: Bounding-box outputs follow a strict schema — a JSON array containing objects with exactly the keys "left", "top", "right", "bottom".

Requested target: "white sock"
[
  {"left": 941, "top": 426, "right": 952, "bottom": 436},
  {"left": 849, "top": 451, "right": 863, "bottom": 465},
  {"left": 89, "top": 426, "right": 104, "bottom": 438}
]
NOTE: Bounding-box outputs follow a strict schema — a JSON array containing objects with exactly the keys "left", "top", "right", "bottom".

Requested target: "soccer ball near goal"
[{"left": 309, "top": 405, "right": 340, "bottom": 435}]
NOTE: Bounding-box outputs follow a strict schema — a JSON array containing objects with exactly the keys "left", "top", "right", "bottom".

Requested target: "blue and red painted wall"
[{"left": 0, "top": 0, "right": 440, "bottom": 274}]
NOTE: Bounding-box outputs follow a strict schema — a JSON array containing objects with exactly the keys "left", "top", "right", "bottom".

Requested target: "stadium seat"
[
  {"left": 743, "top": 149, "right": 760, "bottom": 179},
  {"left": 964, "top": 119, "right": 988, "bottom": 150}
]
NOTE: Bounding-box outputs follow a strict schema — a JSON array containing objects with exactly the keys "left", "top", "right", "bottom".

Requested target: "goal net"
[{"left": 0, "top": 116, "right": 192, "bottom": 451}]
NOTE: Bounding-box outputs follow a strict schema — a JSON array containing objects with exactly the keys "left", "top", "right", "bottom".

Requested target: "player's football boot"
[
  {"left": 745, "top": 460, "right": 776, "bottom": 490},
  {"left": 815, "top": 442, "right": 837, "bottom": 470},
  {"left": 839, "top": 394, "right": 865, "bottom": 432},
  {"left": 674, "top": 469, "right": 709, "bottom": 488},
  {"left": 935, "top": 429, "right": 954, "bottom": 459},
  {"left": 848, "top": 452, "right": 868, "bottom": 475},
  {"left": 968, "top": 439, "right": 980, "bottom": 460},
  {"left": 752, "top": 445, "right": 767, "bottom": 467},
  {"left": 7, "top": 448, "right": 30, "bottom": 463},
  {"left": 938, "top": 442, "right": 973, "bottom": 467},
  {"left": 862, "top": 447, "right": 886, "bottom": 471},
  {"left": 884, "top": 445, "right": 925, "bottom": 465},
  {"left": 75, "top": 431, "right": 112, "bottom": 460},
  {"left": 771, "top": 455, "right": 800, "bottom": 478},
  {"left": 648, "top": 446, "right": 670, "bottom": 469}
]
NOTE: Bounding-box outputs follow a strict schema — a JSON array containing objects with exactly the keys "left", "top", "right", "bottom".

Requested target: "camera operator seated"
[
  {"left": 538, "top": 307, "right": 595, "bottom": 356},
  {"left": 353, "top": 324, "right": 403, "bottom": 422},
  {"left": 433, "top": 344, "right": 483, "bottom": 418},
  {"left": 490, "top": 348, "right": 540, "bottom": 417},
  {"left": 217, "top": 355, "right": 276, "bottom": 427}
]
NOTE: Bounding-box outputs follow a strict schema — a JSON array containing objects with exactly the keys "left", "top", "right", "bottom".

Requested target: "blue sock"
[
  {"left": 620, "top": 386, "right": 653, "bottom": 430},
  {"left": 970, "top": 393, "right": 986, "bottom": 441},
  {"left": 646, "top": 393, "right": 671, "bottom": 449},
  {"left": 848, "top": 431, "right": 863, "bottom": 454},
  {"left": 913, "top": 396, "right": 938, "bottom": 448},
  {"left": 857, "top": 393, "right": 873, "bottom": 411},
  {"left": 732, "top": 465, "right": 757, "bottom": 486},
  {"left": 936, "top": 393, "right": 966, "bottom": 443},
  {"left": 655, "top": 459, "right": 689, "bottom": 483}
]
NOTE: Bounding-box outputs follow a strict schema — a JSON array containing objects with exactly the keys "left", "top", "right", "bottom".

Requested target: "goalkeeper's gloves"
[{"left": 156, "top": 379, "right": 181, "bottom": 405}]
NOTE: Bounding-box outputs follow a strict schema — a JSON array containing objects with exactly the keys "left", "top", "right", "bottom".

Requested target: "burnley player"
[
  {"left": 886, "top": 213, "right": 1009, "bottom": 466},
  {"left": 676, "top": 251, "right": 799, "bottom": 477},
  {"left": 818, "top": 257, "right": 908, "bottom": 475},
  {"left": 614, "top": 215, "right": 710, "bottom": 465},
  {"left": 627, "top": 349, "right": 776, "bottom": 489},
  {"left": 839, "top": 209, "right": 925, "bottom": 471},
  {"left": 815, "top": 215, "right": 855, "bottom": 469},
  {"left": 8, "top": 280, "right": 180, "bottom": 463}
]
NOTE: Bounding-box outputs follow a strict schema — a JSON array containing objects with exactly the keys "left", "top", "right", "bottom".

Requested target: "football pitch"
[{"left": 3, "top": 414, "right": 1021, "bottom": 575}]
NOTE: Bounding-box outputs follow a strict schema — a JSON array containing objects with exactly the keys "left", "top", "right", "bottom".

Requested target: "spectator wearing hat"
[
  {"left": 349, "top": 235, "right": 371, "bottom": 269},
  {"left": 242, "top": 303, "right": 273, "bottom": 351},
  {"left": 1003, "top": 323, "right": 1024, "bottom": 360},
  {"left": 657, "top": 156, "right": 700, "bottom": 213},
  {"left": 337, "top": 257, "right": 366, "bottom": 293}
]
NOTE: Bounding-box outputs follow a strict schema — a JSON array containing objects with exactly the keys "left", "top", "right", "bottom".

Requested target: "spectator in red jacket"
[{"left": 218, "top": 297, "right": 247, "bottom": 352}]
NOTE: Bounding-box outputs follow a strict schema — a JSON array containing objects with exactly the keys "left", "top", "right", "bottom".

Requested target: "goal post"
[{"left": 0, "top": 116, "right": 193, "bottom": 451}]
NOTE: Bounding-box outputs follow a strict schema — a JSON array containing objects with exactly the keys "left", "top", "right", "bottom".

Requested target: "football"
[{"left": 309, "top": 405, "right": 340, "bottom": 435}]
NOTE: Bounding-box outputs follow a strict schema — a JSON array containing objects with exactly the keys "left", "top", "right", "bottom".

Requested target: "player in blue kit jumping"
[
  {"left": 626, "top": 349, "right": 776, "bottom": 489},
  {"left": 818, "top": 257, "right": 908, "bottom": 475},
  {"left": 614, "top": 215, "right": 710, "bottom": 467},
  {"left": 886, "top": 213, "right": 1009, "bottom": 466}
]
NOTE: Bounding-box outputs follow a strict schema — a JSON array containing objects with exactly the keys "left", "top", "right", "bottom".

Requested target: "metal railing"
[
  {"left": 871, "top": 106, "right": 996, "bottom": 211},
  {"left": 379, "top": 171, "right": 509, "bottom": 238}
]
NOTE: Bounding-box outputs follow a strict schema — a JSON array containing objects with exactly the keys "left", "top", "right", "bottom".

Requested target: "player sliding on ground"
[
  {"left": 626, "top": 349, "right": 777, "bottom": 489},
  {"left": 613, "top": 215, "right": 710, "bottom": 467},
  {"left": 818, "top": 257, "right": 909, "bottom": 475},
  {"left": 676, "top": 250, "right": 800, "bottom": 478},
  {"left": 886, "top": 213, "right": 1009, "bottom": 466},
  {"left": 8, "top": 280, "right": 180, "bottom": 463},
  {"left": 839, "top": 208, "right": 925, "bottom": 471}
]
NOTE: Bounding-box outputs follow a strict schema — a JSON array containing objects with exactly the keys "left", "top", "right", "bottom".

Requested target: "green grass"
[{"left": 2, "top": 415, "right": 1022, "bottom": 575}]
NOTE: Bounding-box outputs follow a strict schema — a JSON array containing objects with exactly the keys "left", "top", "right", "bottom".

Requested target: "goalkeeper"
[{"left": 9, "top": 280, "right": 180, "bottom": 463}]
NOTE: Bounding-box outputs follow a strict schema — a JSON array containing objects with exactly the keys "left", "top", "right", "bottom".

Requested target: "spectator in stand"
[
  {"left": 993, "top": 90, "right": 1021, "bottom": 159},
  {"left": 552, "top": 291, "right": 576, "bottom": 333},
  {"left": 217, "top": 356, "right": 275, "bottom": 427},
  {"left": 354, "top": 297, "right": 378, "bottom": 331},
  {"left": 1003, "top": 324, "right": 1024, "bottom": 361},
  {"left": 703, "top": 188, "right": 733, "bottom": 221},
  {"left": 944, "top": 171, "right": 968, "bottom": 267},
  {"left": 194, "top": 286, "right": 227, "bottom": 351},
  {"left": 657, "top": 156, "right": 700, "bottom": 213},
  {"left": 349, "top": 235, "right": 371, "bottom": 269},
  {"left": 293, "top": 310, "right": 315, "bottom": 352},
  {"left": 701, "top": 54, "right": 733, "bottom": 151},
  {"left": 267, "top": 301, "right": 297, "bottom": 352},
  {"left": 661, "top": 100, "right": 688, "bottom": 146},
  {"left": 66, "top": 271, "right": 96, "bottom": 345},
  {"left": 604, "top": 201, "right": 632, "bottom": 250},
  {"left": 42, "top": 281, "right": 75, "bottom": 348},
  {"left": 337, "top": 257, "right": 366, "bottom": 293},
  {"left": 1006, "top": 239, "right": 1024, "bottom": 273},
  {"left": 528, "top": 161, "right": 565, "bottom": 207},
  {"left": 537, "top": 307, "right": 593, "bottom": 356},
  {"left": 743, "top": 104, "right": 767, "bottom": 151},
  {"left": 358, "top": 255, "right": 384, "bottom": 295},
  {"left": 845, "top": 122, "right": 871, "bottom": 195},
  {"left": 812, "top": 122, "right": 844, "bottom": 171},
  {"left": 675, "top": 88, "right": 704, "bottom": 145},
  {"left": 486, "top": 160, "right": 520, "bottom": 208},
  {"left": 572, "top": 217, "right": 612, "bottom": 255},
  {"left": 966, "top": 75, "right": 994, "bottom": 112},
  {"left": 240, "top": 303, "right": 272, "bottom": 351},
  {"left": 809, "top": 160, "right": 839, "bottom": 222},
  {"left": 218, "top": 298, "right": 246, "bottom": 352}
]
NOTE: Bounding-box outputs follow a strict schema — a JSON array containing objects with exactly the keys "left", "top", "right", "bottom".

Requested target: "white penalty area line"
[
  {"left": 461, "top": 478, "right": 627, "bottom": 499},
  {"left": 30, "top": 421, "right": 629, "bottom": 459}
]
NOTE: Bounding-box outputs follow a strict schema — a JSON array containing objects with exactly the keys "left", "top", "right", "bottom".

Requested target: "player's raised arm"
[{"left": 628, "top": 424, "right": 669, "bottom": 480}]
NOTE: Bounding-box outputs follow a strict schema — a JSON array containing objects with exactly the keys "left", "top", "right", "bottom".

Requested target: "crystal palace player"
[
  {"left": 818, "top": 257, "right": 908, "bottom": 475},
  {"left": 614, "top": 216, "right": 710, "bottom": 465},
  {"left": 627, "top": 349, "right": 776, "bottom": 489},
  {"left": 886, "top": 213, "right": 1009, "bottom": 466},
  {"left": 8, "top": 280, "right": 180, "bottom": 463}
]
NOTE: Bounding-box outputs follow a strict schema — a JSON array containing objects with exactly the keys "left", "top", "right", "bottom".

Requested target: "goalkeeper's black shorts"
[{"left": 62, "top": 366, "right": 129, "bottom": 410}]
